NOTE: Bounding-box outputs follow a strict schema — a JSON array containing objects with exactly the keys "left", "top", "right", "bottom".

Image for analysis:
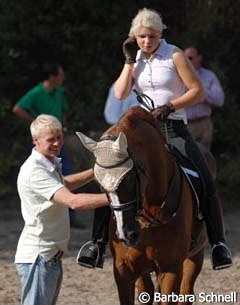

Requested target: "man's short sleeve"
[{"left": 29, "top": 167, "right": 64, "bottom": 201}]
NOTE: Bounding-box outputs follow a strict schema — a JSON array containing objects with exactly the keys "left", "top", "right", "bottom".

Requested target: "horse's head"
[{"left": 76, "top": 131, "right": 141, "bottom": 247}]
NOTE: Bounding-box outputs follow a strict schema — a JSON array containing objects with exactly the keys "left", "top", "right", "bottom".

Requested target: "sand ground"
[{"left": 0, "top": 196, "right": 239, "bottom": 305}]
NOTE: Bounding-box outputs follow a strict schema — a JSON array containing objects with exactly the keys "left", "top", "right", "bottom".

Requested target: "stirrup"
[
  {"left": 211, "top": 242, "right": 233, "bottom": 270},
  {"left": 76, "top": 241, "right": 100, "bottom": 268}
]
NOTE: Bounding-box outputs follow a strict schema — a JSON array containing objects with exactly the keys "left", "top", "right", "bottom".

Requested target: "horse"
[{"left": 77, "top": 106, "right": 207, "bottom": 305}]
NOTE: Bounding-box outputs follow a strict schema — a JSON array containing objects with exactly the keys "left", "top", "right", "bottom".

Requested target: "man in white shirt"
[{"left": 15, "top": 114, "right": 109, "bottom": 305}]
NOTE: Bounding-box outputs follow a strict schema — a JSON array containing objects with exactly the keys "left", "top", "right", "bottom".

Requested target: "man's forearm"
[
  {"left": 12, "top": 105, "right": 34, "bottom": 125},
  {"left": 64, "top": 169, "right": 94, "bottom": 190},
  {"left": 53, "top": 186, "right": 109, "bottom": 210}
]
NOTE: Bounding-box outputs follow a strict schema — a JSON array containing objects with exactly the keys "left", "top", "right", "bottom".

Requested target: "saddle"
[
  {"left": 169, "top": 144, "right": 206, "bottom": 221},
  {"left": 168, "top": 144, "right": 208, "bottom": 254}
]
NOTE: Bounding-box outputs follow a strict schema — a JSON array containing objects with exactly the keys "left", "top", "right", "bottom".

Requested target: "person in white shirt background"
[
  {"left": 184, "top": 45, "right": 225, "bottom": 151},
  {"left": 104, "top": 84, "right": 138, "bottom": 125}
]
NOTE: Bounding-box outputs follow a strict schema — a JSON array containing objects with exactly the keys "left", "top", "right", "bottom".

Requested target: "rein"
[{"left": 133, "top": 89, "right": 155, "bottom": 111}]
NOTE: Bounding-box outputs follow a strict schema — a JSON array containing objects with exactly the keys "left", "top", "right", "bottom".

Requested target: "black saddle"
[{"left": 170, "top": 145, "right": 206, "bottom": 220}]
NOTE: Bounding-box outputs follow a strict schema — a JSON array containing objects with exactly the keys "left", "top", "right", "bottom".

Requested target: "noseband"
[{"left": 96, "top": 135, "right": 142, "bottom": 212}]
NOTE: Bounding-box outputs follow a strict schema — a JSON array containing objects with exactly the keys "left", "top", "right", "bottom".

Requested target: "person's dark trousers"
[
  {"left": 182, "top": 129, "right": 225, "bottom": 244},
  {"left": 91, "top": 206, "right": 110, "bottom": 244},
  {"left": 172, "top": 121, "right": 232, "bottom": 270}
]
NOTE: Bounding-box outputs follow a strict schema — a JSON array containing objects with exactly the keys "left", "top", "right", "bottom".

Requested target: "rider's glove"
[
  {"left": 122, "top": 37, "right": 138, "bottom": 64},
  {"left": 151, "top": 102, "right": 175, "bottom": 120}
]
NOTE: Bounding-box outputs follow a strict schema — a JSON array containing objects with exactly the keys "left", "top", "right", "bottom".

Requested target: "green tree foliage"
[
  {"left": 0, "top": 0, "right": 186, "bottom": 129},
  {"left": 0, "top": 0, "right": 239, "bottom": 196}
]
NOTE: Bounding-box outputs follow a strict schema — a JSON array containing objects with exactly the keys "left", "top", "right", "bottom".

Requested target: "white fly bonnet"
[{"left": 76, "top": 132, "right": 134, "bottom": 192}]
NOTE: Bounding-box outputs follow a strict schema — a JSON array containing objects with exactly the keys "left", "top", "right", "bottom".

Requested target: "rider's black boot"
[
  {"left": 203, "top": 194, "right": 232, "bottom": 270},
  {"left": 76, "top": 206, "right": 110, "bottom": 268}
]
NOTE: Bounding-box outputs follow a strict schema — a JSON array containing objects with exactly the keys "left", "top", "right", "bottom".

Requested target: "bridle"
[
  {"left": 96, "top": 135, "right": 143, "bottom": 213},
  {"left": 96, "top": 134, "right": 182, "bottom": 227}
]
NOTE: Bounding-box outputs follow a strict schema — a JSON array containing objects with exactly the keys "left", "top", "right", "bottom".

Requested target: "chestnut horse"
[{"left": 77, "top": 106, "right": 207, "bottom": 305}]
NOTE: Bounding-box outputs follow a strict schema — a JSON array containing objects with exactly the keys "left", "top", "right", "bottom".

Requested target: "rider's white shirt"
[{"left": 134, "top": 39, "right": 187, "bottom": 124}]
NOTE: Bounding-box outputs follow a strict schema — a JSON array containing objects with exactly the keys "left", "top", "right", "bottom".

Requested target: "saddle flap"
[{"left": 169, "top": 145, "right": 205, "bottom": 219}]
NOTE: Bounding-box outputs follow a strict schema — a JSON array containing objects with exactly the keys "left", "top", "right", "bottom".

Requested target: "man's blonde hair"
[
  {"left": 129, "top": 8, "right": 167, "bottom": 37},
  {"left": 30, "top": 114, "right": 62, "bottom": 138}
]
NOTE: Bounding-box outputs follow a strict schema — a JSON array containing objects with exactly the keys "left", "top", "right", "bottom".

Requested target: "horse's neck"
[
  {"left": 143, "top": 141, "right": 175, "bottom": 202},
  {"left": 116, "top": 112, "right": 175, "bottom": 200}
]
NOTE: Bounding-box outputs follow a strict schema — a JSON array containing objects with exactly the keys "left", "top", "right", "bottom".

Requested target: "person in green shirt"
[
  {"left": 13, "top": 62, "right": 71, "bottom": 174},
  {"left": 13, "top": 62, "right": 69, "bottom": 126},
  {"left": 13, "top": 62, "right": 80, "bottom": 227}
]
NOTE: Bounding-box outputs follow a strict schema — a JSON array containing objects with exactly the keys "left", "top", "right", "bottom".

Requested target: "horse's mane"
[
  {"left": 119, "top": 106, "right": 160, "bottom": 131},
  {"left": 106, "top": 106, "right": 165, "bottom": 143}
]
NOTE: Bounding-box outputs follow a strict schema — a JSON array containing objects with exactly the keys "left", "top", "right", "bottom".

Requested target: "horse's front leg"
[
  {"left": 137, "top": 273, "right": 155, "bottom": 305},
  {"left": 113, "top": 261, "right": 136, "bottom": 305},
  {"left": 179, "top": 249, "right": 204, "bottom": 305},
  {"left": 157, "top": 266, "right": 183, "bottom": 305}
]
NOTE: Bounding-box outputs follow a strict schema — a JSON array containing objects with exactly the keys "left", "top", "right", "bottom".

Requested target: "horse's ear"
[
  {"left": 112, "top": 132, "right": 128, "bottom": 153},
  {"left": 75, "top": 132, "right": 97, "bottom": 153}
]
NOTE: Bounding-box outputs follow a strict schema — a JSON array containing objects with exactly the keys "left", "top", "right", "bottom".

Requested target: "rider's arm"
[
  {"left": 114, "top": 64, "right": 135, "bottom": 100},
  {"left": 170, "top": 50, "right": 205, "bottom": 110}
]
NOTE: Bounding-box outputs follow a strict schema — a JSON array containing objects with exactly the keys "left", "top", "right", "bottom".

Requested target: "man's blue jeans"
[{"left": 16, "top": 255, "right": 63, "bottom": 305}]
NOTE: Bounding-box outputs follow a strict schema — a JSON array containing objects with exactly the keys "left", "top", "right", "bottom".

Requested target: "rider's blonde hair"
[{"left": 129, "top": 8, "right": 167, "bottom": 37}]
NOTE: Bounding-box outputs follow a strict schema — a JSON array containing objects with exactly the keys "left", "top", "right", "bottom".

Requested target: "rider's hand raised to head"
[{"left": 122, "top": 37, "right": 139, "bottom": 64}]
